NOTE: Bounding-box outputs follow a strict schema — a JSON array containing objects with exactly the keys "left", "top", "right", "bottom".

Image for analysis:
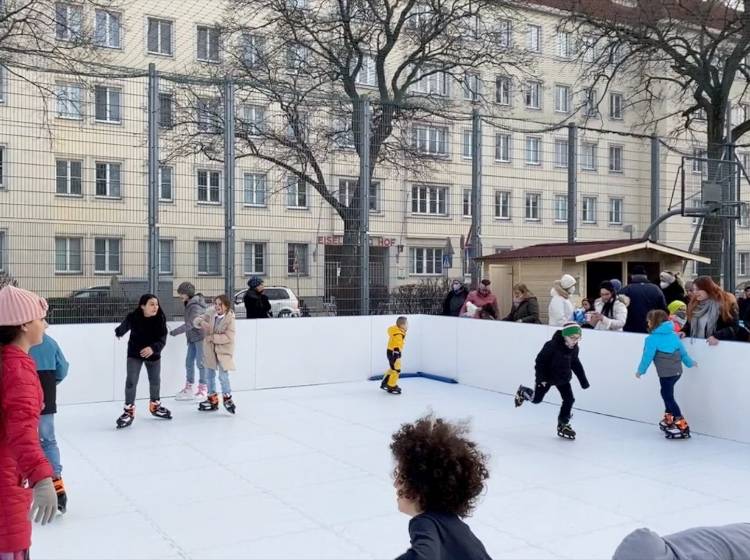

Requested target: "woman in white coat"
[
  {"left": 548, "top": 274, "right": 576, "bottom": 327},
  {"left": 589, "top": 281, "right": 629, "bottom": 332}
]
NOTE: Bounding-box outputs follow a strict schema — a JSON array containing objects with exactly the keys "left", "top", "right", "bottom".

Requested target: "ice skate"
[
  {"left": 175, "top": 383, "right": 194, "bottom": 401},
  {"left": 557, "top": 422, "right": 576, "bottom": 440},
  {"left": 385, "top": 385, "right": 402, "bottom": 395},
  {"left": 116, "top": 405, "right": 135, "bottom": 429},
  {"left": 222, "top": 393, "right": 236, "bottom": 414},
  {"left": 53, "top": 477, "right": 67, "bottom": 514},
  {"left": 665, "top": 417, "right": 690, "bottom": 439},
  {"left": 149, "top": 400, "right": 172, "bottom": 420},
  {"left": 194, "top": 383, "right": 208, "bottom": 401},
  {"left": 198, "top": 393, "right": 220, "bottom": 412},
  {"left": 514, "top": 385, "right": 533, "bottom": 407},
  {"left": 659, "top": 413, "right": 674, "bottom": 432}
]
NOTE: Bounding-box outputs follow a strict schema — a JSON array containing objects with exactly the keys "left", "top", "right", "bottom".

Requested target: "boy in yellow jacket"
[{"left": 381, "top": 316, "right": 408, "bottom": 395}]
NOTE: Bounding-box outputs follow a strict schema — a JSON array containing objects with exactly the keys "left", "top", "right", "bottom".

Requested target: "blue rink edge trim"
[{"left": 367, "top": 372, "right": 458, "bottom": 384}]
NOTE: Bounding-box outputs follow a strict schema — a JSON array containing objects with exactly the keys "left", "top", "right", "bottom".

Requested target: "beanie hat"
[
  {"left": 667, "top": 300, "right": 687, "bottom": 315},
  {"left": 480, "top": 279, "right": 491, "bottom": 287},
  {"left": 0, "top": 286, "right": 48, "bottom": 326},
  {"left": 660, "top": 271, "right": 676, "bottom": 285},
  {"left": 632, "top": 265, "right": 647, "bottom": 276},
  {"left": 177, "top": 282, "right": 196, "bottom": 298},
  {"left": 600, "top": 280, "right": 615, "bottom": 294},
  {"left": 561, "top": 322, "right": 582, "bottom": 338},
  {"left": 247, "top": 276, "right": 264, "bottom": 289},
  {"left": 560, "top": 274, "right": 576, "bottom": 290},
  {"left": 611, "top": 279, "right": 623, "bottom": 293}
]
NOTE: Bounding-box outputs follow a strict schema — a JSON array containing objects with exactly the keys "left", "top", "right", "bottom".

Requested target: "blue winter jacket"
[{"left": 637, "top": 321, "right": 694, "bottom": 376}]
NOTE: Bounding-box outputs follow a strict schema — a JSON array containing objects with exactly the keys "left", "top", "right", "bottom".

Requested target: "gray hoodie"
[
  {"left": 613, "top": 524, "right": 750, "bottom": 560},
  {"left": 170, "top": 295, "right": 207, "bottom": 343}
]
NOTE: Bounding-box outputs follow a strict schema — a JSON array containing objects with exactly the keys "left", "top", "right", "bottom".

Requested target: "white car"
[{"left": 233, "top": 286, "right": 300, "bottom": 318}]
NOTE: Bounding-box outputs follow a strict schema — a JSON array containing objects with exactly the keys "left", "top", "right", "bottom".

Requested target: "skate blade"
[{"left": 557, "top": 433, "right": 575, "bottom": 440}]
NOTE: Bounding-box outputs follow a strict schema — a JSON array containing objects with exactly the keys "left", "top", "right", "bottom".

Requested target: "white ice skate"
[
  {"left": 194, "top": 383, "right": 208, "bottom": 401},
  {"left": 175, "top": 383, "right": 194, "bottom": 401}
]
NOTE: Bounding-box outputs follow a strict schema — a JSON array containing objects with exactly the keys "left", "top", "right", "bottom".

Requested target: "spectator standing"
[
  {"left": 660, "top": 271, "right": 686, "bottom": 304},
  {"left": 548, "top": 274, "right": 576, "bottom": 327},
  {"left": 683, "top": 276, "right": 739, "bottom": 345},
  {"left": 589, "top": 281, "right": 629, "bottom": 332},
  {"left": 460, "top": 280, "right": 499, "bottom": 319},
  {"left": 620, "top": 266, "right": 667, "bottom": 333},
  {"left": 738, "top": 285, "right": 750, "bottom": 317},
  {"left": 243, "top": 277, "right": 272, "bottom": 319},
  {"left": 503, "top": 284, "right": 540, "bottom": 324},
  {"left": 442, "top": 280, "right": 469, "bottom": 317}
]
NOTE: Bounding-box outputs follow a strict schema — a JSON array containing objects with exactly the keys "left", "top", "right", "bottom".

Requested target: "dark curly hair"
[{"left": 390, "top": 415, "right": 489, "bottom": 517}]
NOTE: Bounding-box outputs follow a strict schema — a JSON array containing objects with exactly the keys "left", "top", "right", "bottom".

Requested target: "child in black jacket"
[
  {"left": 114, "top": 294, "right": 170, "bottom": 429},
  {"left": 515, "top": 322, "right": 590, "bottom": 439}
]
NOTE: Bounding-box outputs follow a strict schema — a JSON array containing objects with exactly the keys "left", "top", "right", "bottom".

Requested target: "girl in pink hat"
[{"left": 0, "top": 286, "right": 58, "bottom": 559}]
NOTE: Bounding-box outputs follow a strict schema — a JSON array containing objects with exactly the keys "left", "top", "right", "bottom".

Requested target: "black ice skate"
[
  {"left": 222, "top": 393, "right": 236, "bottom": 414},
  {"left": 514, "top": 385, "right": 533, "bottom": 407},
  {"left": 383, "top": 385, "right": 402, "bottom": 395},
  {"left": 149, "top": 400, "right": 172, "bottom": 420},
  {"left": 198, "top": 393, "right": 220, "bottom": 412},
  {"left": 557, "top": 422, "right": 576, "bottom": 440},
  {"left": 116, "top": 405, "right": 135, "bottom": 429},
  {"left": 665, "top": 417, "right": 690, "bottom": 439}
]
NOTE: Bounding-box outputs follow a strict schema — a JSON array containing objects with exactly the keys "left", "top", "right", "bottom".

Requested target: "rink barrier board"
[{"left": 367, "top": 372, "right": 458, "bottom": 384}]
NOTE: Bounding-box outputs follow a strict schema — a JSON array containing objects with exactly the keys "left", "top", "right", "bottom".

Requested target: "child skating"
[
  {"left": 636, "top": 309, "right": 697, "bottom": 439},
  {"left": 193, "top": 295, "right": 237, "bottom": 414},
  {"left": 170, "top": 282, "right": 208, "bottom": 401},
  {"left": 381, "top": 316, "right": 408, "bottom": 395},
  {"left": 515, "top": 322, "right": 590, "bottom": 439},
  {"left": 114, "top": 294, "right": 171, "bottom": 429}
]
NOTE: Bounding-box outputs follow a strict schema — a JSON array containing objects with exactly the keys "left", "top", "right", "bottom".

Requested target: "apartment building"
[{"left": 1, "top": 0, "right": 749, "bottom": 305}]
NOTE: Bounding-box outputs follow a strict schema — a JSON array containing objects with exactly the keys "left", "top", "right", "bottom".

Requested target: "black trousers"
[{"left": 532, "top": 381, "right": 575, "bottom": 424}]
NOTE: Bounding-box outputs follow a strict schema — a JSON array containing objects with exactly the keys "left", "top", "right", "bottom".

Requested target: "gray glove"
[{"left": 30, "top": 477, "right": 57, "bottom": 525}]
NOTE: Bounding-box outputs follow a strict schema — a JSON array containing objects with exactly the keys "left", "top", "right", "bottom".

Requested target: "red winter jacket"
[{"left": 0, "top": 345, "right": 53, "bottom": 553}]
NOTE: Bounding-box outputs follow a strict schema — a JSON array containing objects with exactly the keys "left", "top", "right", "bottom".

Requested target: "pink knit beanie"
[{"left": 0, "top": 286, "right": 48, "bottom": 326}]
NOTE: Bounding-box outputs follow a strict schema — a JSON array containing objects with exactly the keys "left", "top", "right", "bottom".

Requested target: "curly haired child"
[{"left": 390, "top": 415, "right": 491, "bottom": 560}]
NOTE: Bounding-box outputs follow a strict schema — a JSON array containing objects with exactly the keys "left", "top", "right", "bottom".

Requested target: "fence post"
[
  {"left": 567, "top": 123, "right": 577, "bottom": 244},
  {"left": 147, "top": 63, "right": 160, "bottom": 296},
  {"left": 358, "top": 97, "right": 371, "bottom": 315},
  {"left": 224, "top": 77, "right": 236, "bottom": 299},
  {"left": 725, "top": 143, "right": 737, "bottom": 293},
  {"left": 650, "top": 136, "right": 660, "bottom": 242},
  {"left": 470, "top": 108, "right": 482, "bottom": 286}
]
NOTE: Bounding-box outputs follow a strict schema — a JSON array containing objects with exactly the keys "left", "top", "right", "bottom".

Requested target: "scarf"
[
  {"left": 552, "top": 282, "right": 569, "bottom": 299},
  {"left": 691, "top": 298, "right": 721, "bottom": 339},
  {"left": 600, "top": 297, "right": 615, "bottom": 319}
]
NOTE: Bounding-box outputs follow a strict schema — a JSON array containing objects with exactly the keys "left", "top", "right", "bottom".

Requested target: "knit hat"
[
  {"left": 611, "top": 279, "right": 623, "bottom": 293},
  {"left": 247, "top": 276, "right": 264, "bottom": 289},
  {"left": 667, "top": 300, "right": 687, "bottom": 315},
  {"left": 0, "top": 286, "right": 48, "bottom": 326},
  {"left": 177, "top": 282, "right": 196, "bottom": 297},
  {"left": 559, "top": 274, "right": 576, "bottom": 290},
  {"left": 561, "top": 322, "right": 582, "bottom": 338},
  {"left": 660, "top": 271, "right": 676, "bottom": 285},
  {"left": 600, "top": 280, "right": 615, "bottom": 294}
]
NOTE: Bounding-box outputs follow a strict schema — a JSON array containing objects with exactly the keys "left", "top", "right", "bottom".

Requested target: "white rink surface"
[{"left": 34, "top": 380, "right": 750, "bottom": 560}]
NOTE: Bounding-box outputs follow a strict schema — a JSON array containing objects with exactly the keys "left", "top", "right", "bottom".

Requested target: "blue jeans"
[
  {"left": 206, "top": 366, "right": 232, "bottom": 395},
  {"left": 186, "top": 341, "right": 206, "bottom": 385},
  {"left": 39, "top": 414, "right": 62, "bottom": 478},
  {"left": 659, "top": 375, "right": 683, "bottom": 418}
]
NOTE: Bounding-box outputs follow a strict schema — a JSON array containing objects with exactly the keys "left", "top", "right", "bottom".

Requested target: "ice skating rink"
[{"left": 34, "top": 379, "right": 750, "bottom": 560}]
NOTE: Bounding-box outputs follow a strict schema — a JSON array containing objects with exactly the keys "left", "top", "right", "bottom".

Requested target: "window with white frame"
[
  {"left": 411, "top": 184, "right": 448, "bottom": 215},
  {"left": 558, "top": 31, "right": 574, "bottom": 58},
  {"left": 54, "top": 237, "right": 82, "bottom": 273},
  {"left": 242, "top": 34, "right": 264, "bottom": 68},
  {"left": 525, "top": 192, "right": 541, "bottom": 221},
  {"left": 555, "top": 139, "right": 569, "bottom": 168},
  {"left": 495, "top": 133, "right": 511, "bottom": 162},
  {"left": 581, "top": 35, "right": 596, "bottom": 63},
  {"left": 739, "top": 252, "right": 750, "bottom": 276},
  {"left": 740, "top": 203, "right": 749, "bottom": 228},
  {"left": 197, "top": 26, "right": 220, "bottom": 62},
  {"left": 288, "top": 243, "right": 309, "bottom": 275},
  {"left": 338, "top": 178, "right": 380, "bottom": 211},
  {"left": 581, "top": 142, "right": 597, "bottom": 170},
  {"left": 94, "top": 238, "right": 120, "bottom": 273},
  {"left": 463, "top": 73, "right": 481, "bottom": 101},
  {"left": 609, "top": 144, "right": 624, "bottom": 172},
  {"left": 496, "top": 20, "right": 511, "bottom": 47},
  {"left": 0, "top": 65, "right": 7, "bottom": 104},
  {"left": 610, "top": 92, "right": 624, "bottom": 119},
  {"left": 554, "top": 85, "right": 571, "bottom": 113},
  {"left": 355, "top": 53, "right": 377, "bottom": 86},
  {"left": 147, "top": 18, "right": 173, "bottom": 56},
  {"left": 159, "top": 165, "right": 173, "bottom": 201},
  {"left": 582, "top": 196, "right": 597, "bottom": 223},
  {"left": 411, "top": 67, "right": 450, "bottom": 96},
  {"left": 0, "top": 231, "right": 4, "bottom": 273},
  {"left": 690, "top": 197, "right": 703, "bottom": 226},
  {"left": 584, "top": 87, "right": 598, "bottom": 116},
  {"left": 692, "top": 148, "right": 707, "bottom": 174},
  {"left": 332, "top": 116, "right": 355, "bottom": 149},
  {"left": 525, "top": 81, "right": 541, "bottom": 109},
  {"left": 609, "top": 198, "right": 623, "bottom": 224},
  {"left": 55, "top": 3, "right": 82, "bottom": 41},
  {"left": 286, "top": 45, "right": 310, "bottom": 71},
  {"left": 527, "top": 24, "right": 541, "bottom": 52},
  {"left": 197, "top": 98, "right": 221, "bottom": 133},
  {"left": 242, "top": 104, "right": 266, "bottom": 135},
  {"left": 410, "top": 247, "right": 443, "bottom": 275},
  {"left": 554, "top": 194, "right": 568, "bottom": 222},
  {"left": 94, "top": 10, "right": 121, "bottom": 48},
  {"left": 286, "top": 176, "right": 308, "bottom": 208},
  {"left": 55, "top": 159, "right": 82, "bottom": 195},
  {"left": 412, "top": 125, "right": 449, "bottom": 156},
  {"left": 0, "top": 145, "right": 4, "bottom": 189},
  {"left": 198, "top": 240, "right": 221, "bottom": 275},
  {"left": 463, "top": 189, "right": 472, "bottom": 217},
  {"left": 94, "top": 85, "right": 121, "bottom": 123},
  {"left": 495, "top": 76, "right": 511, "bottom": 105},
  {"left": 244, "top": 173, "right": 267, "bottom": 206},
  {"left": 286, "top": 112, "right": 309, "bottom": 142},
  {"left": 95, "top": 162, "right": 121, "bottom": 198},
  {"left": 244, "top": 242, "right": 265, "bottom": 275},
  {"left": 197, "top": 169, "right": 221, "bottom": 203},
  {"left": 158, "top": 92, "right": 173, "bottom": 128},
  {"left": 525, "top": 136, "right": 541, "bottom": 165},
  {"left": 55, "top": 83, "right": 82, "bottom": 119},
  {"left": 407, "top": 2, "right": 432, "bottom": 29},
  {"left": 159, "top": 239, "right": 173, "bottom": 275},
  {"left": 462, "top": 129, "right": 473, "bottom": 158},
  {"left": 494, "top": 190, "right": 510, "bottom": 219}
]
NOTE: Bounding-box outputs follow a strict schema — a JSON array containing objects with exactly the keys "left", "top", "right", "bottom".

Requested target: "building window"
[
  {"left": 495, "top": 133, "right": 511, "bottom": 162},
  {"left": 554, "top": 194, "right": 568, "bottom": 222},
  {"left": 525, "top": 81, "right": 541, "bottom": 109},
  {"left": 242, "top": 34, "right": 264, "bottom": 68},
  {"left": 581, "top": 35, "right": 596, "bottom": 63},
  {"left": 159, "top": 239, "right": 173, "bottom": 275},
  {"left": 584, "top": 87, "right": 598, "bottom": 116},
  {"left": 581, "top": 142, "right": 597, "bottom": 171},
  {"left": 94, "top": 85, "right": 122, "bottom": 123},
  {"left": 55, "top": 3, "right": 82, "bottom": 41},
  {"left": 54, "top": 237, "right": 82, "bottom": 273},
  {"left": 0, "top": 146, "right": 5, "bottom": 189},
  {"left": 198, "top": 241, "right": 221, "bottom": 275},
  {"left": 0, "top": 65, "right": 7, "bottom": 104},
  {"left": 463, "top": 189, "right": 472, "bottom": 217},
  {"left": 95, "top": 162, "right": 121, "bottom": 198},
  {"left": 147, "top": 18, "right": 173, "bottom": 56},
  {"left": 740, "top": 203, "right": 749, "bottom": 228},
  {"left": 555, "top": 139, "right": 569, "bottom": 168},
  {"left": 495, "top": 76, "right": 511, "bottom": 105},
  {"left": 197, "top": 25, "right": 220, "bottom": 62},
  {"left": 462, "top": 129, "right": 473, "bottom": 159},
  {"left": 159, "top": 92, "right": 174, "bottom": 129},
  {"left": 554, "top": 85, "right": 570, "bottom": 113},
  {"left": 411, "top": 68, "right": 450, "bottom": 97},
  {"left": 55, "top": 83, "right": 82, "bottom": 120},
  {"left": 159, "top": 166, "right": 173, "bottom": 201},
  {"left": 0, "top": 231, "right": 4, "bottom": 272},
  {"left": 609, "top": 145, "right": 624, "bottom": 172},
  {"left": 609, "top": 198, "right": 623, "bottom": 224},
  {"left": 739, "top": 252, "right": 750, "bottom": 276},
  {"left": 412, "top": 125, "right": 449, "bottom": 156},
  {"left": 197, "top": 97, "right": 221, "bottom": 133},
  {"left": 288, "top": 243, "right": 309, "bottom": 275},
  {"left": 525, "top": 136, "right": 541, "bottom": 165},
  {"left": 243, "top": 173, "right": 266, "bottom": 206},
  {"left": 494, "top": 190, "right": 510, "bottom": 219},
  {"left": 496, "top": 20, "right": 511, "bottom": 47},
  {"left": 94, "top": 10, "right": 121, "bottom": 48},
  {"left": 692, "top": 148, "right": 707, "bottom": 174},
  {"left": 286, "top": 45, "right": 310, "bottom": 71},
  {"left": 244, "top": 242, "right": 265, "bottom": 275},
  {"left": 241, "top": 105, "right": 266, "bottom": 136},
  {"left": 286, "top": 176, "right": 308, "bottom": 208},
  {"left": 610, "top": 92, "right": 624, "bottom": 119},
  {"left": 94, "top": 238, "right": 121, "bottom": 274},
  {"left": 411, "top": 185, "right": 448, "bottom": 215},
  {"left": 558, "top": 31, "right": 574, "bottom": 58},
  {"left": 410, "top": 247, "right": 443, "bottom": 275},
  {"left": 197, "top": 169, "right": 221, "bottom": 203},
  {"left": 525, "top": 192, "right": 541, "bottom": 221},
  {"left": 338, "top": 178, "right": 379, "bottom": 211},
  {"left": 527, "top": 24, "right": 541, "bottom": 52},
  {"left": 355, "top": 53, "right": 377, "bottom": 86},
  {"left": 55, "top": 159, "right": 82, "bottom": 196},
  {"left": 582, "top": 196, "right": 597, "bottom": 223},
  {"left": 463, "top": 73, "right": 481, "bottom": 101}
]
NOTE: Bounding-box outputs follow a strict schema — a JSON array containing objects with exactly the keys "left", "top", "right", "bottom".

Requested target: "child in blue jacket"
[{"left": 636, "top": 309, "right": 696, "bottom": 439}]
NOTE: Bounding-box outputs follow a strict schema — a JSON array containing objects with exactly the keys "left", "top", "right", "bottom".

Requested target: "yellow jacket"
[{"left": 387, "top": 325, "right": 406, "bottom": 353}]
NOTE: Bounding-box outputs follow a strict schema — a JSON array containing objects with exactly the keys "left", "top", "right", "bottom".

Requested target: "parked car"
[
  {"left": 70, "top": 286, "right": 111, "bottom": 299},
  {"left": 233, "top": 286, "right": 300, "bottom": 318}
]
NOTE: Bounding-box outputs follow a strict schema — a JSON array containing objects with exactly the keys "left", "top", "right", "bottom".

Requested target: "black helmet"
[{"left": 177, "top": 282, "right": 196, "bottom": 297}]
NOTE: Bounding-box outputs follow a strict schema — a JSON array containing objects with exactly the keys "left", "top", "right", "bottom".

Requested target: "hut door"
[
  {"left": 488, "top": 264, "right": 514, "bottom": 317},
  {"left": 586, "top": 261, "right": 623, "bottom": 301}
]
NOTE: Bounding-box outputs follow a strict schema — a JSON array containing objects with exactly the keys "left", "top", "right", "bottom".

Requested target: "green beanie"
[{"left": 561, "top": 322, "right": 582, "bottom": 338}]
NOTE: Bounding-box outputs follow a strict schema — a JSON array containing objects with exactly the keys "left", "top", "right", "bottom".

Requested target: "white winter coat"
[
  {"left": 593, "top": 295, "right": 629, "bottom": 332},
  {"left": 548, "top": 288, "right": 574, "bottom": 327}
]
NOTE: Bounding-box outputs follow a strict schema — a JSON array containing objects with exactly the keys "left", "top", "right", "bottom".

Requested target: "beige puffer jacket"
[{"left": 194, "top": 308, "right": 236, "bottom": 371}]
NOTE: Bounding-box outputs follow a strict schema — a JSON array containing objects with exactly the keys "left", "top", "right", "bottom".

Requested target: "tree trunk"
[
  {"left": 697, "top": 122, "right": 726, "bottom": 281},
  {"left": 335, "top": 216, "right": 363, "bottom": 316}
]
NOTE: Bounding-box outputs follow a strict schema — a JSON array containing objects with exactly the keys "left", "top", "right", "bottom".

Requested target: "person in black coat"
[
  {"left": 442, "top": 280, "right": 469, "bottom": 317},
  {"left": 620, "top": 266, "right": 667, "bottom": 333},
  {"left": 660, "top": 271, "right": 686, "bottom": 305},
  {"left": 502, "top": 283, "right": 541, "bottom": 324},
  {"left": 243, "top": 276, "right": 272, "bottom": 319},
  {"left": 514, "top": 323, "right": 590, "bottom": 439}
]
